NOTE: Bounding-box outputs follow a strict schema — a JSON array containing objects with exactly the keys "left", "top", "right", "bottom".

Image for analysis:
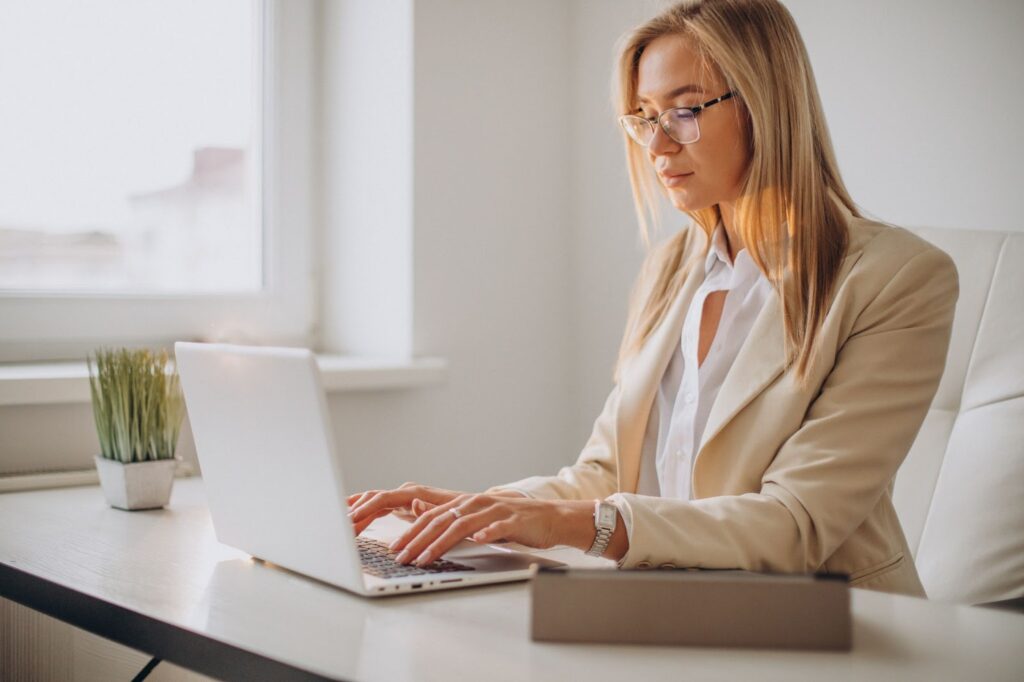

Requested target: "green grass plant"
[{"left": 87, "top": 348, "right": 185, "bottom": 464}]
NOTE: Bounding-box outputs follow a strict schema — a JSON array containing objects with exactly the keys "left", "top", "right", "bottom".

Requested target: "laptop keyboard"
[{"left": 356, "top": 536, "right": 476, "bottom": 578}]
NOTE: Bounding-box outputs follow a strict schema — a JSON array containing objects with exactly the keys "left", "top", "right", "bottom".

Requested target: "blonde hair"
[{"left": 613, "top": 0, "right": 858, "bottom": 386}]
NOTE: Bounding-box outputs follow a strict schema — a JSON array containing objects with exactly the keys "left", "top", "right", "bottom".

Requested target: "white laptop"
[{"left": 175, "top": 342, "right": 562, "bottom": 597}]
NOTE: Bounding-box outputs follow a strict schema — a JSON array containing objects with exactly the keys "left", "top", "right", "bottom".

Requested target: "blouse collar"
[{"left": 703, "top": 221, "right": 765, "bottom": 288}]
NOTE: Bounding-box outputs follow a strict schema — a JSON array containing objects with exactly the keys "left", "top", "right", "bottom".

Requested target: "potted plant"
[{"left": 88, "top": 348, "right": 185, "bottom": 510}]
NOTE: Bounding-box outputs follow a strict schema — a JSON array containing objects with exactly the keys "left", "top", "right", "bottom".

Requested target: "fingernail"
[
  {"left": 415, "top": 554, "right": 430, "bottom": 567},
  {"left": 388, "top": 540, "right": 401, "bottom": 551},
  {"left": 396, "top": 551, "right": 409, "bottom": 563}
]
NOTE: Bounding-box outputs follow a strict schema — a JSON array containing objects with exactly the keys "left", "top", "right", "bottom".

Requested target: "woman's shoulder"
[
  {"left": 838, "top": 212, "right": 959, "bottom": 309},
  {"left": 846, "top": 210, "right": 947, "bottom": 260}
]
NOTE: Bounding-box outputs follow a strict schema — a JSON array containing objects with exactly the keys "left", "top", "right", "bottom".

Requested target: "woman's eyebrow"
[{"left": 637, "top": 84, "right": 705, "bottom": 103}]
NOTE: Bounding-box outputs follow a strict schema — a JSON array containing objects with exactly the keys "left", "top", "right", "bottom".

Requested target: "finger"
[
  {"left": 347, "top": 490, "right": 379, "bottom": 513},
  {"left": 472, "top": 519, "right": 514, "bottom": 544},
  {"left": 412, "top": 499, "right": 437, "bottom": 517},
  {"left": 349, "top": 490, "right": 420, "bottom": 523},
  {"left": 364, "top": 498, "right": 432, "bottom": 528},
  {"left": 393, "top": 502, "right": 470, "bottom": 563},
  {"left": 413, "top": 509, "right": 504, "bottom": 567},
  {"left": 394, "top": 512, "right": 457, "bottom": 564},
  {"left": 352, "top": 509, "right": 393, "bottom": 536},
  {"left": 389, "top": 496, "right": 468, "bottom": 553},
  {"left": 392, "top": 499, "right": 436, "bottom": 523},
  {"left": 350, "top": 486, "right": 458, "bottom": 522},
  {"left": 392, "top": 507, "right": 419, "bottom": 522}
]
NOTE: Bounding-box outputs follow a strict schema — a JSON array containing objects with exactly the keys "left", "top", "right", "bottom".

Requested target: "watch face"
[{"left": 597, "top": 504, "right": 617, "bottom": 527}]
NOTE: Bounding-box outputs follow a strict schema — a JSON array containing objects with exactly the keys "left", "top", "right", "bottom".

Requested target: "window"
[
  {"left": 0, "top": 0, "right": 262, "bottom": 294},
  {"left": 0, "top": 0, "right": 316, "bottom": 362}
]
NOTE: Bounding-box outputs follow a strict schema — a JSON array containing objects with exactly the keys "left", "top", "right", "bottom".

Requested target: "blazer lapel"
[
  {"left": 695, "top": 286, "right": 787, "bottom": 459},
  {"left": 694, "top": 193, "right": 857, "bottom": 480},
  {"left": 614, "top": 249, "right": 706, "bottom": 493}
]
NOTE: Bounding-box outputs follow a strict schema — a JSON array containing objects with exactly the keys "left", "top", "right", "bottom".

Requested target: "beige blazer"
[{"left": 489, "top": 194, "right": 959, "bottom": 597}]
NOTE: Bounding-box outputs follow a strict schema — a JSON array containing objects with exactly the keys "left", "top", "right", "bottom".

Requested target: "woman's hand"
[
  {"left": 346, "top": 483, "right": 466, "bottom": 536},
  {"left": 348, "top": 485, "right": 595, "bottom": 567}
]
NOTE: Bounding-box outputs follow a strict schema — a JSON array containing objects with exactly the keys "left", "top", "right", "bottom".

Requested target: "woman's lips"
[{"left": 661, "top": 172, "right": 694, "bottom": 188}]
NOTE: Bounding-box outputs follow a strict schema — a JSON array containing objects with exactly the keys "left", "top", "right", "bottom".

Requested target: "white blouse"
[{"left": 636, "top": 222, "right": 774, "bottom": 500}]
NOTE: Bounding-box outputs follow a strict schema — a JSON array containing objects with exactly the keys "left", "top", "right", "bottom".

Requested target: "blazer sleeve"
[{"left": 606, "top": 244, "right": 960, "bottom": 571}]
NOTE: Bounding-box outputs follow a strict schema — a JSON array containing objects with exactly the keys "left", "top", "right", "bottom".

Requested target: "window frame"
[{"left": 0, "top": 0, "right": 316, "bottom": 363}]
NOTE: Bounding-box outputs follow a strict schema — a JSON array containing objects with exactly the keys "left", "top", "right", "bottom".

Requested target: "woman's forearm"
[{"left": 480, "top": 490, "right": 629, "bottom": 561}]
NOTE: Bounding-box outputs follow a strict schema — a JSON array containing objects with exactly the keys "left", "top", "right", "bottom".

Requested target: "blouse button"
[{"left": 685, "top": 392, "right": 695, "bottom": 404}]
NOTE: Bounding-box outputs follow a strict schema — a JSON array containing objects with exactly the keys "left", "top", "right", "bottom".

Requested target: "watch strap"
[{"left": 586, "top": 501, "right": 617, "bottom": 557}]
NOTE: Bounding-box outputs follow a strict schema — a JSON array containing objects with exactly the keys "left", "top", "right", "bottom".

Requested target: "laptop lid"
[{"left": 175, "top": 342, "right": 366, "bottom": 593}]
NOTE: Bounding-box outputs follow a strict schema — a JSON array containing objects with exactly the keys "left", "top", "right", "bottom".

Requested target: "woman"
[{"left": 347, "top": 0, "right": 958, "bottom": 597}]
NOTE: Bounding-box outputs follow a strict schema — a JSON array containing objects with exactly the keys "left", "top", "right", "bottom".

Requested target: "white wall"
[
  {"left": 320, "top": 0, "right": 415, "bottom": 359},
  {"left": 327, "top": 0, "right": 578, "bottom": 494},
  {"left": 565, "top": 0, "right": 665, "bottom": 446},
  {"left": 785, "top": 0, "right": 1024, "bottom": 232}
]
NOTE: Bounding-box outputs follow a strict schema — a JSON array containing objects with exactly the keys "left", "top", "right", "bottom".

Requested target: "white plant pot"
[{"left": 94, "top": 455, "right": 179, "bottom": 511}]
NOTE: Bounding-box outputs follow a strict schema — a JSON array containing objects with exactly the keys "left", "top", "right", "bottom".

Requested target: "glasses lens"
[
  {"left": 662, "top": 108, "right": 699, "bottom": 144},
  {"left": 619, "top": 116, "right": 653, "bottom": 146}
]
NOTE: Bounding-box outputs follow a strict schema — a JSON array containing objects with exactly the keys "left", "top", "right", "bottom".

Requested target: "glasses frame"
[{"left": 619, "top": 91, "right": 736, "bottom": 146}]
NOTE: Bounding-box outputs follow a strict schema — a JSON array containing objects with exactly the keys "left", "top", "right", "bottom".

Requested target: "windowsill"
[
  {"left": 0, "top": 355, "right": 448, "bottom": 407},
  {"left": 0, "top": 462, "right": 198, "bottom": 494}
]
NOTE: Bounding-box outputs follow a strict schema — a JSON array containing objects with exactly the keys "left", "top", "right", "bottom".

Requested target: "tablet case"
[{"left": 530, "top": 567, "right": 851, "bottom": 650}]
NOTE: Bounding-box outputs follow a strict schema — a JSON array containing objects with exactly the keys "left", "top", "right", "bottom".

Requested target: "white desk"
[{"left": 1, "top": 477, "right": 1022, "bottom": 681}]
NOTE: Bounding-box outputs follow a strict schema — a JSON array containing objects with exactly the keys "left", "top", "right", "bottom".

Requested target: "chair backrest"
[{"left": 894, "top": 226, "right": 1024, "bottom": 605}]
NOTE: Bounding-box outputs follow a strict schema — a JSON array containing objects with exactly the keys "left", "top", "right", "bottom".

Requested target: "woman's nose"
[{"left": 647, "top": 123, "right": 680, "bottom": 157}]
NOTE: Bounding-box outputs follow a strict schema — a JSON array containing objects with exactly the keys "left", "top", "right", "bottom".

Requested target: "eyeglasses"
[{"left": 619, "top": 91, "right": 736, "bottom": 146}]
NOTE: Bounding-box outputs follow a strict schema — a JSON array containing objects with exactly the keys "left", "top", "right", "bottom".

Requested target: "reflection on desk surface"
[{"left": 198, "top": 557, "right": 541, "bottom": 681}]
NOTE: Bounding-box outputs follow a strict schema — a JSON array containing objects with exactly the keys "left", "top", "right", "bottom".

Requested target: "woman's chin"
[{"left": 667, "top": 192, "right": 703, "bottom": 214}]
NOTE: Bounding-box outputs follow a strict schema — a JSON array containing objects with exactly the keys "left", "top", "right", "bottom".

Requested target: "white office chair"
[{"left": 894, "top": 226, "right": 1024, "bottom": 607}]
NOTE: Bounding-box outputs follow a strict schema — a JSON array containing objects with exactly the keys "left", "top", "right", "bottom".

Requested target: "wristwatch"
[{"left": 585, "top": 501, "right": 618, "bottom": 557}]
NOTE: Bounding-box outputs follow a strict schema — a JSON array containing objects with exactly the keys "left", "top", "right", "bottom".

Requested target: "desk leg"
[{"left": 132, "top": 657, "right": 162, "bottom": 682}]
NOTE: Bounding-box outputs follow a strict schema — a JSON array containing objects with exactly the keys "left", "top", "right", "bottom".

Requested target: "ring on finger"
[{"left": 449, "top": 508, "right": 462, "bottom": 520}]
